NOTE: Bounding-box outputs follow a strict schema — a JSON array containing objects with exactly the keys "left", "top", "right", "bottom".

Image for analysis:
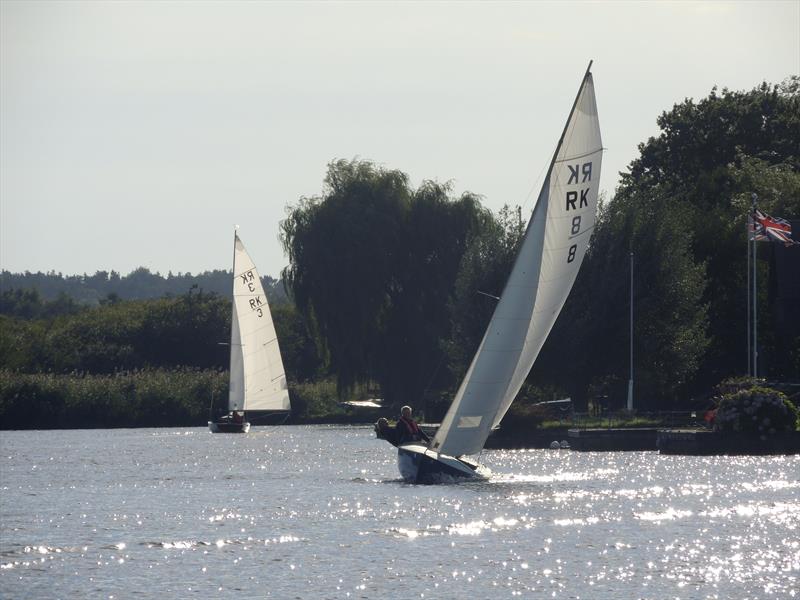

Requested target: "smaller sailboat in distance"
[
  {"left": 209, "top": 230, "right": 291, "bottom": 433},
  {"left": 393, "top": 62, "right": 603, "bottom": 482}
]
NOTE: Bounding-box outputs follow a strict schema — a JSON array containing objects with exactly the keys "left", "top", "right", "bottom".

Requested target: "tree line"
[
  {"left": 2, "top": 77, "right": 798, "bottom": 428},
  {"left": 0, "top": 289, "right": 324, "bottom": 428},
  {"left": 0, "top": 267, "right": 288, "bottom": 306},
  {"left": 280, "top": 77, "right": 800, "bottom": 415},
  {"left": 0, "top": 288, "right": 320, "bottom": 379}
]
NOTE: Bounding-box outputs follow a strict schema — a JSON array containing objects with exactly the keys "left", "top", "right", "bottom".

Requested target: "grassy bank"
[
  {"left": 0, "top": 369, "right": 228, "bottom": 429},
  {"left": 0, "top": 370, "right": 378, "bottom": 429}
]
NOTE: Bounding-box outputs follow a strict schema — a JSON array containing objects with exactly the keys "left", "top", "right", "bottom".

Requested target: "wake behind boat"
[
  {"left": 209, "top": 230, "right": 291, "bottom": 433},
  {"left": 386, "top": 62, "right": 603, "bottom": 482}
]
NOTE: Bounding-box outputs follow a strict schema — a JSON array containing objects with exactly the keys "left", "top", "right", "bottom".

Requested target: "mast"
[
  {"left": 751, "top": 193, "right": 758, "bottom": 378},
  {"left": 520, "top": 61, "right": 595, "bottom": 240},
  {"left": 431, "top": 62, "right": 602, "bottom": 457},
  {"left": 229, "top": 228, "right": 243, "bottom": 413},
  {"left": 483, "top": 61, "right": 596, "bottom": 307},
  {"left": 746, "top": 213, "right": 751, "bottom": 376},
  {"left": 627, "top": 251, "right": 634, "bottom": 411}
]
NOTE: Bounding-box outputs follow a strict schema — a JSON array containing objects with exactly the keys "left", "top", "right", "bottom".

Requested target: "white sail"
[
  {"left": 228, "top": 233, "right": 290, "bottom": 413},
  {"left": 431, "top": 66, "right": 602, "bottom": 457}
]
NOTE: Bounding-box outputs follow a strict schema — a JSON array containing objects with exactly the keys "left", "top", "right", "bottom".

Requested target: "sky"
[{"left": 1, "top": 1, "right": 798, "bottom": 279}]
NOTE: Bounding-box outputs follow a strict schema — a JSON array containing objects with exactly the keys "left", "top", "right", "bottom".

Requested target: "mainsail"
[
  {"left": 431, "top": 64, "right": 602, "bottom": 457},
  {"left": 228, "top": 233, "right": 290, "bottom": 413}
]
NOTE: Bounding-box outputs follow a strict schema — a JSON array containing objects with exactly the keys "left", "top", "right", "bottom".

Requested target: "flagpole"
[
  {"left": 746, "top": 213, "right": 751, "bottom": 376},
  {"left": 752, "top": 193, "right": 758, "bottom": 378},
  {"left": 627, "top": 251, "right": 634, "bottom": 411}
]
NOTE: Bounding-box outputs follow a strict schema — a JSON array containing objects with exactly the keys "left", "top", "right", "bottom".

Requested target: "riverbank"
[
  {"left": 0, "top": 370, "right": 372, "bottom": 430},
  {"left": 658, "top": 429, "right": 800, "bottom": 455}
]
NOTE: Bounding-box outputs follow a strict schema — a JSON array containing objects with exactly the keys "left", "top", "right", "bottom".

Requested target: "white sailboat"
[
  {"left": 209, "top": 231, "right": 291, "bottom": 433},
  {"left": 397, "top": 62, "right": 603, "bottom": 481}
]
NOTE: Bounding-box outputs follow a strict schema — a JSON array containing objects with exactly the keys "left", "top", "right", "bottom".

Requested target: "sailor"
[
  {"left": 374, "top": 417, "right": 398, "bottom": 446},
  {"left": 395, "top": 405, "right": 430, "bottom": 445}
]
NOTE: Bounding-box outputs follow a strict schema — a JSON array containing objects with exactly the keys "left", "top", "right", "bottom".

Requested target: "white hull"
[{"left": 397, "top": 444, "right": 490, "bottom": 484}]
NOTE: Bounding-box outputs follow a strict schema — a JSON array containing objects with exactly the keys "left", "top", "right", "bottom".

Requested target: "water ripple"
[{"left": 2, "top": 427, "right": 797, "bottom": 599}]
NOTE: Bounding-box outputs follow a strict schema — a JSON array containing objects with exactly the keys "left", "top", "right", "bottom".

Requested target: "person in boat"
[
  {"left": 395, "top": 405, "right": 430, "bottom": 445},
  {"left": 374, "top": 417, "right": 398, "bottom": 446},
  {"left": 231, "top": 411, "right": 244, "bottom": 424}
]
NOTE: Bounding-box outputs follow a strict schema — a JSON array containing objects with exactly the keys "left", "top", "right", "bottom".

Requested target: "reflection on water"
[{"left": 1, "top": 426, "right": 798, "bottom": 599}]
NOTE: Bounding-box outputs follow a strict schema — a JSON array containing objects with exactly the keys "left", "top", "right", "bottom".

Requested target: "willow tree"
[{"left": 280, "top": 159, "right": 491, "bottom": 407}]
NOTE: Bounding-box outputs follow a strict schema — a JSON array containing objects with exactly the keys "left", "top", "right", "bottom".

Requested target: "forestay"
[
  {"left": 431, "top": 67, "right": 602, "bottom": 457},
  {"left": 228, "top": 233, "right": 290, "bottom": 412}
]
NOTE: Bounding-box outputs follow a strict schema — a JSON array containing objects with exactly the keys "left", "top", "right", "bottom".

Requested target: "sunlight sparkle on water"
[{"left": 2, "top": 428, "right": 798, "bottom": 599}]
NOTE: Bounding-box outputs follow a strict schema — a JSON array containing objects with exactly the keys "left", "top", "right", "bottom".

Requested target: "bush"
[
  {"left": 714, "top": 386, "right": 799, "bottom": 434},
  {"left": 287, "top": 378, "right": 347, "bottom": 421},
  {"left": 0, "top": 368, "right": 227, "bottom": 429}
]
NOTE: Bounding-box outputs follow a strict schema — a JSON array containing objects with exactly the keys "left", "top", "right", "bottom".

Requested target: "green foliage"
[
  {"left": 545, "top": 185, "right": 709, "bottom": 408},
  {"left": 281, "top": 158, "right": 492, "bottom": 406},
  {"left": 15, "top": 292, "right": 231, "bottom": 374},
  {"left": 621, "top": 78, "right": 800, "bottom": 386},
  {"left": 445, "top": 204, "right": 523, "bottom": 380},
  {"left": 0, "top": 288, "right": 82, "bottom": 319},
  {"left": 287, "top": 379, "right": 347, "bottom": 421},
  {"left": 4, "top": 78, "right": 799, "bottom": 430},
  {"left": 136, "top": 290, "right": 230, "bottom": 370},
  {"left": 0, "top": 369, "right": 227, "bottom": 429},
  {"left": 271, "top": 303, "right": 326, "bottom": 382},
  {"left": 0, "top": 283, "right": 324, "bottom": 428},
  {"left": 281, "top": 159, "right": 411, "bottom": 395},
  {"left": 531, "top": 78, "right": 800, "bottom": 409},
  {"left": 714, "top": 386, "right": 799, "bottom": 434},
  {"left": 0, "top": 268, "right": 288, "bottom": 306},
  {"left": 0, "top": 292, "right": 216, "bottom": 373}
]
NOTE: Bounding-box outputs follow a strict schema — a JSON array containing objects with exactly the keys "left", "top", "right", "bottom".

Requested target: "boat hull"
[
  {"left": 397, "top": 444, "right": 489, "bottom": 484},
  {"left": 208, "top": 421, "right": 251, "bottom": 433}
]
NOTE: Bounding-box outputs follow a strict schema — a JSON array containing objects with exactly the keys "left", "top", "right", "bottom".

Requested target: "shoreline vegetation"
[
  {"left": 0, "top": 370, "right": 366, "bottom": 430},
  {"left": 2, "top": 78, "right": 800, "bottom": 434},
  {"left": 2, "top": 371, "right": 798, "bottom": 448},
  {"left": 0, "top": 369, "right": 701, "bottom": 432}
]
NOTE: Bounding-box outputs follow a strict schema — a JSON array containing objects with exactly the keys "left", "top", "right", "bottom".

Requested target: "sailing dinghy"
[
  {"left": 397, "top": 63, "right": 603, "bottom": 482},
  {"left": 209, "top": 231, "right": 291, "bottom": 433}
]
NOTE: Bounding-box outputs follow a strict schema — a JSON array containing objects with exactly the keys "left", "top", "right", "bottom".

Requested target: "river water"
[{"left": 0, "top": 425, "right": 797, "bottom": 599}]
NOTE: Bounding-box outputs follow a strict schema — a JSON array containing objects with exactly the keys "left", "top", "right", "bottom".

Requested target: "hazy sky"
[{"left": 2, "top": 1, "right": 798, "bottom": 279}]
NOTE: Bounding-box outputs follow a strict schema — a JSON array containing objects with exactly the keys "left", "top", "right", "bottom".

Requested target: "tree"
[
  {"left": 624, "top": 78, "right": 800, "bottom": 387},
  {"left": 379, "top": 181, "right": 491, "bottom": 408},
  {"left": 137, "top": 290, "right": 230, "bottom": 370},
  {"left": 280, "top": 159, "right": 490, "bottom": 407},
  {"left": 534, "top": 186, "right": 709, "bottom": 408},
  {"left": 271, "top": 303, "right": 324, "bottom": 383},
  {"left": 445, "top": 205, "right": 524, "bottom": 383},
  {"left": 536, "top": 77, "right": 800, "bottom": 407}
]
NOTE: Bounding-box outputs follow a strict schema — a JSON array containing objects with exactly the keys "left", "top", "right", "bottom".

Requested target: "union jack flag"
[{"left": 749, "top": 209, "right": 798, "bottom": 246}]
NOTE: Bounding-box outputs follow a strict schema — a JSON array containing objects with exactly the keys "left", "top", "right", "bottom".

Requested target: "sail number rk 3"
[{"left": 241, "top": 270, "right": 266, "bottom": 317}]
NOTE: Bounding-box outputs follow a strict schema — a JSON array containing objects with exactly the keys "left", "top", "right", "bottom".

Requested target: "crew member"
[
  {"left": 395, "top": 405, "right": 430, "bottom": 445},
  {"left": 374, "top": 417, "right": 398, "bottom": 446}
]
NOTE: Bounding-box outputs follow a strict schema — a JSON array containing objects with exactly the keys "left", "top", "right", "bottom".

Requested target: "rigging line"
[
  {"left": 568, "top": 224, "right": 597, "bottom": 240},
  {"left": 555, "top": 148, "right": 604, "bottom": 163},
  {"left": 521, "top": 72, "right": 591, "bottom": 217},
  {"left": 521, "top": 158, "right": 550, "bottom": 214}
]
